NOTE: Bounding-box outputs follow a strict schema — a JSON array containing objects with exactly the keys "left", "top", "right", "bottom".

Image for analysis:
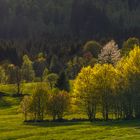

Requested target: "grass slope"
[{"left": 0, "top": 89, "right": 140, "bottom": 140}]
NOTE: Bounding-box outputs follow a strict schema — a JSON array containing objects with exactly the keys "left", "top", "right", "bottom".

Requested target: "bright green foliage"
[
  {"left": 92, "top": 64, "right": 119, "bottom": 120},
  {"left": 75, "top": 46, "right": 140, "bottom": 120},
  {"left": 74, "top": 64, "right": 119, "bottom": 120},
  {"left": 117, "top": 46, "right": 140, "bottom": 119},
  {"left": 21, "top": 55, "right": 35, "bottom": 82},
  {"left": 74, "top": 66, "right": 97, "bottom": 121}
]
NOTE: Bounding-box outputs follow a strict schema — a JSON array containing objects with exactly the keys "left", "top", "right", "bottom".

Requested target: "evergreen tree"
[
  {"left": 49, "top": 55, "right": 61, "bottom": 74},
  {"left": 56, "top": 71, "right": 70, "bottom": 92}
]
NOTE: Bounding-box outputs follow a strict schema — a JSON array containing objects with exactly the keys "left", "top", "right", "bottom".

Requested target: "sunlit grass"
[{"left": 0, "top": 86, "right": 140, "bottom": 140}]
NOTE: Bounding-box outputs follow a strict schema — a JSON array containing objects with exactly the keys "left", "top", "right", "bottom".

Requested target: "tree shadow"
[
  {"left": 24, "top": 118, "right": 140, "bottom": 128},
  {"left": 0, "top": 92, "right": 7, "bottom": 97},
  {"left": 24, "top": 118, "right": 88, "bottom": 128},
  {"left": 90, "top": 119, "right": 140, "bottom": 128}
]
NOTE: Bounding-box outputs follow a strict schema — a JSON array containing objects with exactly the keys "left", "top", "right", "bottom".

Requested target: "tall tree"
[
  {"left": 92, "top": 64, "right": 119, "bottom": 120},
  {"left": 56, "top": 71, "right": 70, "bottom": 92},
  {"left": 33, "top": 52, "right": 46, "bottom": 80},
  {"left": 117, "top": 46, "right": 140, "bottom": 119},
  {"left": 21, "top": 55, "right": 35, "bottom": 82},
  {"left": 74, "top": 66, "right": 98, "bottom": 121}
]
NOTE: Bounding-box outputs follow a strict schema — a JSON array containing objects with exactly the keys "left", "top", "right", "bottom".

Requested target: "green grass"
[
  {"left": 0, "top": 88, "right": 140, "bottom": 140},
  {"left": 0, "top": 83, "right": 39, "bottom": 95}
]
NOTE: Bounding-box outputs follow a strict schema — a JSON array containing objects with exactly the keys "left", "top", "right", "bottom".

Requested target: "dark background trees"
[
  {"left": 0, "top": 0, "right": 140, "bottom": 79},
  {"left": 0, "top": 0, "right": 139, "bottom": 40}
]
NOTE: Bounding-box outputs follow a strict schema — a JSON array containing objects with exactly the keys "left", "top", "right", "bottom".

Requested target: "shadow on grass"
[
  {"left": 24, "top": 119, "right": 88, "bottom": 128},
  {"left": 24, "top": 118, "right": 140, "bottom": 128},
  {"left": 0, "top": 92, "right": 23, "bottom": 108},
  {"left": 0, "top": 97, "right": 12, "bottom": 108},
  {"left": 0, "top": 92, "right": 8, "bottom": 97}
]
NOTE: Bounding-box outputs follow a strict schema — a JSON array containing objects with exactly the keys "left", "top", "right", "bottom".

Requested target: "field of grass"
[{"left": 0, "top": 85, "right": 140, "bottom": 140}]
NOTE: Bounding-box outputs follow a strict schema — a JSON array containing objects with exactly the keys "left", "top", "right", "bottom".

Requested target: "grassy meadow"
[{"left": 0, "top": 84, "right": 140, "bottom": 140}]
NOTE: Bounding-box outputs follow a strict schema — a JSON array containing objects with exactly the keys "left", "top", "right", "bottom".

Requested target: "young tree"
[
  {"left": 21, "top": 55, "right": 35, "bottom": 82},
  {"left": 30, "top": 84, "right": 49, "bottom": 121},
  {"left": 20, "top": 95, "right": 32, "bottom": 121},
  {"left": 43, "top": 73, "right": 59, "bottom": 89},
  {"left": 98, "top": 40, "right": 121, "bottom": 65},
  {"left": 74, "top": 66, "right": 98, "bottom": 121},
  {"left": 48, "top": 89, "right": 70, "bottom": 120}
]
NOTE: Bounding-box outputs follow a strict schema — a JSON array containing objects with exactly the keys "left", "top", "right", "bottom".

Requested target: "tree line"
[
  {"left": 0, "top": 37, "right": 140, "bottom": 122},
  {"left": 19, "top": 38, "right": 140, "bottom": 122},
  {"left": 74, "top": 45, "right": 140, "bottom": 121}
]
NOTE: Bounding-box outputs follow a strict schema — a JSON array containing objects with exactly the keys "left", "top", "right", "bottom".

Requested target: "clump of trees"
[
  {"left": 74, "top": 45, "right": 140, "bottom": 121},
  {"left": 20, "top": 85, "right": 70, "bottom": 121}
]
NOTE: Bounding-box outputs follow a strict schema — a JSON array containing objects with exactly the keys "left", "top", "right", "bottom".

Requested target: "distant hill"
[{"left": 0, "top": 0, "right": 139, "bottom": 40}]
